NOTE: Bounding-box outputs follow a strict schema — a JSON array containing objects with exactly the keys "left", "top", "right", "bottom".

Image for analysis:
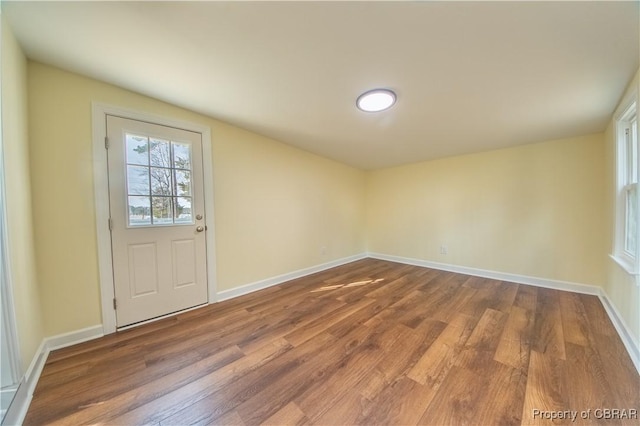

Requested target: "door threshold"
[{"left": 116, "top": 302, "right": 209, "bottom": 331}]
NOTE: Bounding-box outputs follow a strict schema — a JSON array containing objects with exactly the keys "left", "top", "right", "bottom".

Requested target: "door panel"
[
  {"left": 107, "top": 115, "right": 208, "bottom": 327},
  {"left": 172, "top": 239, "right": 196, "bottom": 288},
  {"left": 128, "top": 243, "right": 158, "bottom": 297}
]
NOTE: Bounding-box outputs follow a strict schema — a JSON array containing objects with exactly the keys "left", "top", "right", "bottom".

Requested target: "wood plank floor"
[{"left": 24, "top": 259, "right": 639, "bottom": 425}]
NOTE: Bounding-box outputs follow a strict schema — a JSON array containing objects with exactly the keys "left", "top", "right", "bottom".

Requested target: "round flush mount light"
[{"left": 356, "top": 88, "right": 397, "bottom": 112}]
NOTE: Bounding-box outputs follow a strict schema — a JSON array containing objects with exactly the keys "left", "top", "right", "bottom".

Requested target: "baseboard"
[
  {"left": 368, "top": 252, "right": 602, "bottom": 295},
  {"left": 217, "top": 253, "right": 368, "bottom": 302},
  {"left": 598, "top": 289, "right": 640, "bottom": 374},
  {"left": 368, "top": 252, "right": 640, "bottom": 374},
  {"left": 2, "top": 325, "right": 103, "bottom": 425},
  {"left": 44, "top": 324, "right": 105, "bottom": 352}
]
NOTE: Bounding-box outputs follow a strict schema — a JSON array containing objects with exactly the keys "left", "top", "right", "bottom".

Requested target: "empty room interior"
[{"left": 1, "top": 1, "right": 639, "bottom": 425}]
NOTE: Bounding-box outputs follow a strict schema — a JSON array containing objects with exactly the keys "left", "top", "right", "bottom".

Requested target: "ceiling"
[{"left": 4, "top": 1, "right": 639, "bottom": 170}]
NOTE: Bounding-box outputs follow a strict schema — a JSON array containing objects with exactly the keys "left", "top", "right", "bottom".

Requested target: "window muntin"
[{"left": 125, "top": 134, "right": 193, "bottom": 227}]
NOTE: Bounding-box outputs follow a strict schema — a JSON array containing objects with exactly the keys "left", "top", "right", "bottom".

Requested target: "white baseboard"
[
  {"left": 44, "top": 324, "right": 105, "bottom": 352},
  {"left": 368, "top": 252, "right": 602, "bottom": 295},
  {"left": 368, "top": 252, "right": 640, "bottom": 374},
  {"left": 217, "top": 253, "right": 368, "bottom": 302},
  {"left": 597, "top": 289, "right": 640, "bottom": 374},
  {"left": 2, "top": 325, "right": 103, "bottom": 426}
]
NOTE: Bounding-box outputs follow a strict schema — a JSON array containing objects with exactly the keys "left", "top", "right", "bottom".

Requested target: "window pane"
[
  {"left": 175, "top": 170, "right": 191, "bottom": 196},
  {"left": 152, "top": 197, "right": 173, "bottom": 224},
  {"left": 126, "top": 134, "right": 149, "bottom": 166},
  {"left": 150, "top": 167, "right": 173, "bottom": 196},
  {"left": 126, "top": 135, "right": 196, "bottom": 226},
  {"left": 150, "top": 139, "right": 171, "bottom": 167},
  {"left": 128, "top": 196, "right": 151, "bottom": 226},
  {"left": 174, "top": 197, "right": 193, "bottom": 223},
  {"left": 625, "top": 186, "right": 637, "bottom": 255},
  {"left": 626, "top": 126, "right": 636, "bottom": 184},
  {"left": 127, "top": 165, "right": 149, "bottom": 196},
  {"left": 172, "top": 142, "right": 191, "bottom": 170},
  {"left": 632, "top": 119, "right": 638, "bottom": 184}
]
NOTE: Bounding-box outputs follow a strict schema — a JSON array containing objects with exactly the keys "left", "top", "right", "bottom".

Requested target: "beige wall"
[
  {"left": 1, "top": 16, "right": 44, "bottom": 371},
  {"left": 27, "top": 62, "right": 366, "bottom": 335},
  {"left": 366, "top": 133, "right": 606, "bottom": 287},
  {"left": 603, "top": 69, "right": 640, "bottom": 345},
  {"left": 213, "top": 124, "right": 366, "bottom": 290}
]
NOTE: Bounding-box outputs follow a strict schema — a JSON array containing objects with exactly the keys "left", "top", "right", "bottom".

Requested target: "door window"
[{"left": 125, "top": 134, "right": 193, "bottom": 226}]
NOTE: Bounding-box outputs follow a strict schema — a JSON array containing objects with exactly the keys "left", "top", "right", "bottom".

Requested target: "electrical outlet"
[{"left": 440, "top": 245, "right": 448, "bottom": 255}]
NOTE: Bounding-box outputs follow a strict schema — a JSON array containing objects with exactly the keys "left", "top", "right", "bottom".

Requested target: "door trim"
[
  {"left": 0, "top": 118, "right": 24, "bottom": 413},
  {"left": 92, "top": 103, "right": 218, "bottom": 334}
]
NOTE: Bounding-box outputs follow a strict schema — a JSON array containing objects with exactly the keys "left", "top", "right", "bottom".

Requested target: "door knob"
[{"left": 196, "top": 226, "right": 205, "bottom": 232}]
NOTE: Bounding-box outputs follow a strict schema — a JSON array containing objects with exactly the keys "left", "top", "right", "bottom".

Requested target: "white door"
[{"left": 107, "top": 116, "right": 208, "bottom": 327}]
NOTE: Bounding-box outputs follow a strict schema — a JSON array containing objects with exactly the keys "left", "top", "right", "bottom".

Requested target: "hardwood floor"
[{"left": 24, "top": 259, "right": 639, "bottom": 425}]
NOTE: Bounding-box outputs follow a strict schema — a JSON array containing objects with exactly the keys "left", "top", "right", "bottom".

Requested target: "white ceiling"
[{"left": 4, "top": 1, "right": 639, "bottom": 170}]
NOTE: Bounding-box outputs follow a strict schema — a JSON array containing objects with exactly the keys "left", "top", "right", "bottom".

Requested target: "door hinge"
[
  {"left": 108, "top": 218, "right": 113, "bottom": 231},
  {"left": 113, "top": 298, "right": 117, "bottom": 310},
  {"left": 105, "top": 136, "right": 110, "bottom": 150}
]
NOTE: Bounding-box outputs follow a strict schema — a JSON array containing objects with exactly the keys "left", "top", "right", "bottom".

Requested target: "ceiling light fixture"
[{"left": 356, "top": 88, "right": 397, "bottom": 112}]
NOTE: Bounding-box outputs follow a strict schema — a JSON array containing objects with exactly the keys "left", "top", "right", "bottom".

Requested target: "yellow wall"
[
  {"left": 213, "top": 124, "right": 366, "bottom": 289},
  {"left": 1, "top": 16, "right": 44, "bottom": 371},
  {"left": 603, "top": 69, "right": 640, "bottom": 344},
  {"left": 366, "top": 133, "right": 606, "bottom": 287},
  {"left": 27, "top": 62, "right": 366, "bottom": 335}
]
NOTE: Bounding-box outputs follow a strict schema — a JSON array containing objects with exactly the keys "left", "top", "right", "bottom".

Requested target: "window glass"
[
  {"left": 614, "top": 101, "right": 639, "bottom": 276},
  {"left": 625, "top": 186, "right": 637, "bottom": 256},
  {"left": 125, "top": 135, "right": 193, "bottom": 226}
]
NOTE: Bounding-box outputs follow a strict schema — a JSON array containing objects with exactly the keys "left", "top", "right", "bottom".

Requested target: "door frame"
[
  {"left": 0, "top": 116, "right": 24, "bottom": 414},
  {"left": 92, "top": 103, "right": 218, "bottom": 334}
]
